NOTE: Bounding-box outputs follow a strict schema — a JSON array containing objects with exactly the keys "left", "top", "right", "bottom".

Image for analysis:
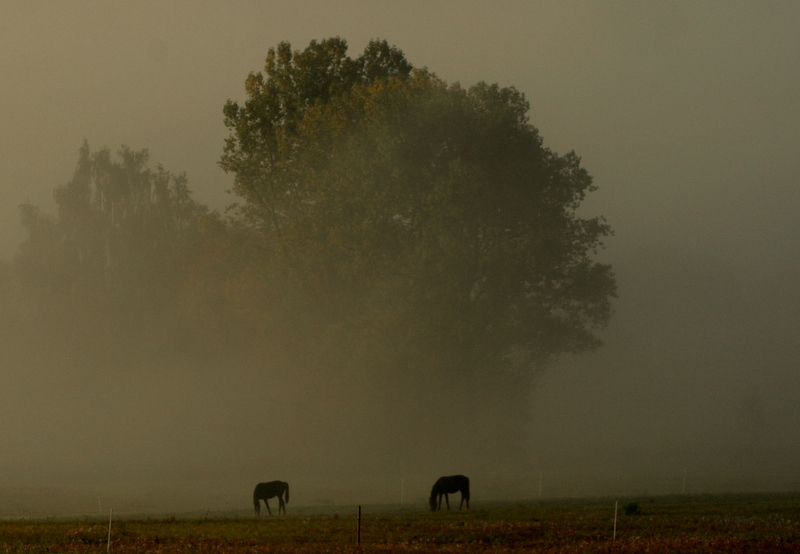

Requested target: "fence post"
[
  {"left": 613, "top": 501, "right": 618, "bottom": 543},
  {"left": 107, "top": 508, "right": 113, "bottom": 553}
]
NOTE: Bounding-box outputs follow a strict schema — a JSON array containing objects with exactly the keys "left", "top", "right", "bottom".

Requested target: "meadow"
[{"left": 0, "top": 493, "right": 798, "bottom": 552}]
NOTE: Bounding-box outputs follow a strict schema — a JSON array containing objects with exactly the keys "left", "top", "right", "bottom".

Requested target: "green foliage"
[
  {"left": 17, "top": 141, "right": 208, "bottom": 310},
  {"left": 220, "top": 38, "right": 412, "bottom": 236},
  {"left": 11, "top": 142, "right": 230, "bottom": 372},
  {"left": 220, "top": 37, "right": 617, "bottom": 405}
]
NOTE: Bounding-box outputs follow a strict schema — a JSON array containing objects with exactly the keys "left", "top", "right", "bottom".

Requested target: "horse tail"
[{"left": 284, "top": 482, "right": 290, "bottom": 504}]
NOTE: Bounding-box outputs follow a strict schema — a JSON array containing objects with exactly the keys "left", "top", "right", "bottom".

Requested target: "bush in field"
[{"left": 624, "top": 502, "right": 641, "bottom": 515}]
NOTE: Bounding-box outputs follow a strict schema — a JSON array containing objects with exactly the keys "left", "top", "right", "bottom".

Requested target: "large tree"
[{"left": 221, "top": 38, "right": 616, "bottom": 452}]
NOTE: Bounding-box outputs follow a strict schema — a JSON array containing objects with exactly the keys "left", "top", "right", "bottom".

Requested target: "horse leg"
[
  {"left": 254, "top": 499, "right": 260, "bottom": 516},
  {"left": 265, "top": 499, "right": 272, "bottom": 515},
  {"left": 444, "top": 493, "right": 450, "bottom": 510},
  {"left": 278, "top": 495, "right": 285, "bottom": 515}
]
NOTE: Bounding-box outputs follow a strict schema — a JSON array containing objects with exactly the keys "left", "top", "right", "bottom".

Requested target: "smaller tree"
[{"left": 16, "top": 141, "right": 208, "bottom": 316}]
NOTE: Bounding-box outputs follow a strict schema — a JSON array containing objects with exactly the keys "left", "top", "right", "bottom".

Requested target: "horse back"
[
  {"left": 436, "top": 474, "right": 469, "bottom": 494},
  {"left": 254, "top": 480, "right": 287, "bottom": 499}
]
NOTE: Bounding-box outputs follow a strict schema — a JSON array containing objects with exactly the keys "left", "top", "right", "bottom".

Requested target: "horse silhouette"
[
  {"left": 253, "top": 481, "right": 290, "bottom": 515},
  {"left": 429, "top": 475, "right": 470, "bottom": 511}
]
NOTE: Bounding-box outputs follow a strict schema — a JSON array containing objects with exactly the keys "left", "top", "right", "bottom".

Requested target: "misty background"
[{"left": 1, "top": 2, "right": 799, "bottom": 516}]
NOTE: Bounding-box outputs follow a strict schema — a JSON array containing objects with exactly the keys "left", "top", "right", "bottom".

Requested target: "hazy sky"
[{"left": 2, "top": 1, "right": 800, "bottom": 510}]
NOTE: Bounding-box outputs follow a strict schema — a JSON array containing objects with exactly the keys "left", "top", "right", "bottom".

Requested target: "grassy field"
[{"left": 0, "top": 493, "right": 798, "bottom": 552}]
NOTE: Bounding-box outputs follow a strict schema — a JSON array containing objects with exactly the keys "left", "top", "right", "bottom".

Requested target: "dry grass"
[{"left": 0, "top": 493, "right": 798, "bottom": 552}]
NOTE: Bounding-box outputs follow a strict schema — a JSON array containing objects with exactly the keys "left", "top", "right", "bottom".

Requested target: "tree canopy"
[
  {"left": 14, "top": 141, "right": 215, "bottom": 344},
  {"left": 220, "top": 38, "right": 616, "bottom": 396}
]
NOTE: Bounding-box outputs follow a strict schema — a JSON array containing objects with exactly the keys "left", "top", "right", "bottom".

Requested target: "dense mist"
[
  {"left": 1, "top": 2, "right": 799, "bottom": 517},
  {"left": 530, "top": 248, "right": 800, "bottom": 496},
  {"left": 3, "top": 242, "right": 799, "bottom": 516}
]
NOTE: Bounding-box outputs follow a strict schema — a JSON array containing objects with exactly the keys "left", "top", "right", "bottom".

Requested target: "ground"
[{"left": 0, "top": 493, "right": 797, "bottom": 552}]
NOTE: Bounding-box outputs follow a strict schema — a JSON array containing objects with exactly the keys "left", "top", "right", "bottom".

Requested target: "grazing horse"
[
  {"left": 253, "top": 481, "right": 290, "bottom": 515},
  {"left": 429, "top": 475, "right": 470, "bottom": 511}
]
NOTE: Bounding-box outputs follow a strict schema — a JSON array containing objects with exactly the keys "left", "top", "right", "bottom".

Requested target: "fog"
[{"left": 1, "top": 2, "right": 799, "bottom": 515}]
